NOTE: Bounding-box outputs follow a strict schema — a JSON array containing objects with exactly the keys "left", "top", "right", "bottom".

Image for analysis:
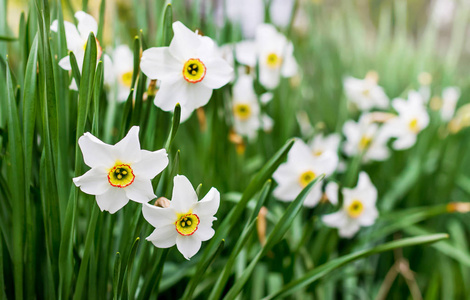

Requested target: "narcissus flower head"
[
  {"left": 273, "top": 139, "right": 338, "bottom": 207},
  {"left": 142, "top": 175, "right": 220, "bottom": 260},
  {"left": 112, "top": 44, "right": 135, "bottom": 102},
  {"left": 343, "top": 74, "right": 389, "bottom": 111},
  {"left": 322, "top": 172, "right": 378, "bottom": 238},
  {"left": 73, "top": 126, "right": 168, "bottom": 214},
  {"left": 140, "top": 21, "right": 233, "bottom": 122}
]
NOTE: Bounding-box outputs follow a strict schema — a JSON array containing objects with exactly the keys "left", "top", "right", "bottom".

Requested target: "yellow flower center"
[
  {"left": 362, "top": 89, "right": 371, "bottom": 97},
  {"left": 347, "top": 200, "right": 364, "bottom": 218},
  {"left": 233, "top": 103, "right": 252, "bottom": 120},
  {"left": 409, "top": 118, "right": 419, "bottom": 133},
  {"left": 266, "top": 53, "right": 282, "bottom": 68},
  {"left": 359, "top": 135, "right": 372, "bottom": 150},
  {"left": 175, "top": 213, "right": 200, "bottom": 236},
  {"left": 120, "top": 71, "right": 133, "bottom": 88},
  {"left": 107, "top": 164, "right": 135, "bottom": 188},
  {"left": 299, "top": 170, "right": 316, "bottom": 188},
  {"left": 182, "top": 58, "right": 206, "bottom": 83},
  {"left": 83, "top": 38, "right": 103, "bottom": 60},
  {"left": 313, "top": 150, "right": 323, "bottom": 156}
]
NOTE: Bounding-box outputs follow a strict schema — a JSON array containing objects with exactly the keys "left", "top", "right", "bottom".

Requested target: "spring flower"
[
  {"left": 236, "top": 24, "right": 297, "bottom": 90},
  {"left": 440, "top": 87, "right": 460, "bottom": 121},
  {"left": 382, "top": 91, "right": 430, "bottom": 150},
  {"left": 232, "top": 74, "right": 273, "bottom": 140},
  {"left": 322, "top": 172, "right": 378, "bottom": 238},
  {"left": 343, "top": 73, "right": 389, "bottom": 111},
  {"left": 140, "top": 21, "right": 233, "bottom": 122},
  {"left": 142, "top": 175, "right": 220, "bottom": 260},
  {"left": 342, "top": 114, "right": 390, "bottom": 162},
  {"left": 112, "top": 45, "right": 135, "bottom": 102},
  {"left": 73, "top": 126, "right": 169, "bottom": 214},
  {"left": 51, "top": 11, "right": 112, "bottom": 90},
  {"left": 309, "top": 133, "right": 341, "bottom": 157},
  {"left": 273, "top": 139, "right": 338, "bottom": 207}
]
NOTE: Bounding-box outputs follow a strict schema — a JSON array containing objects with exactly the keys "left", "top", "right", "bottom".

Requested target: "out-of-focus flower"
[
  {"left": 322, "top": 172, "right": 378, "bottom": 238},
  {"left": 343, "top": 72, "right": 389, "bottom": 111},
  {"left": 431, "top": 0, "right": 456, "bottom": 27},
  {"left": 236, "top": 24, "right": 297, "bottom": 90},
  {"left": 73, "top": 126, "right": 169, "bottom": 214},
  {"left": 231, "top": 74, "right": 273, "bottom": 140},
  {"left": 140, "top": 21, "right": 233, "bottom": 122},
  {"left": 382, "top": 91, "right": 430, "bottom": 150},
  {"left": 448, "top": 103, "right": 470, "bottom": 133},
  {"left": 112, "top": 44, "right": 134, "bottom": 102},
  {"left": 441, "top": 87, "right": 460, "bottom": 121},
  {"left": 51, "top": 11, "right": 112, "bottom": 90},
  {"left": 142, "top": 175, "right": 220, "bottom": 260},
  {"left": 309, "top": 133, "right": 341, "bottom": 157},
  {"left": 273, "top": 139, "right": 338, "bottom": 207},
  {"left": 342, "top": 114, "right": 390, "bottom": 162},
  {"left": 418, "top": 72, "right": 432, "bottom": 103}
]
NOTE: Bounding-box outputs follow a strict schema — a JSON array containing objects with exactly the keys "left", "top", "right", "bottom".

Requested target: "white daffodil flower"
[
  {"left": 236, "top": 24, "right": 297, "bottom": 90},
  {"left": 441, "top": 87, "right": 460, "bottom": 122},
  {"left": 343, "top": 75, "right": 389, "bottom": 111},
  {"left": 232, "top": 74, "right": 273, "bottom": 140},
  {"left": 51, "top": 11, "right": 112, "bottom": 90},
  {"left": 322, "top": 172, "right": 378, "bottom": 238},
  {"left": 273, "top": 139, "right": 338, "bottom": 207},
  {"left": 342, "top": 114, "right": 390, "bottom": 162},
  {"left": 382, "top": 91, "right": 430, "bottom": 150},
  {"left": 142, "top": 175, "right": 220, "bottom": 260},
  {"left": 140, "top": 21, "right": 233, "bottom": 122},
  {"left": 112, "top": 45, "right": 134, "bottom": 102},
  {"left": 73, "top": 126, "right": 169, "bottom": 214},
  {"left": 309, "top": 133, "right": 341, "bottom": 157}
]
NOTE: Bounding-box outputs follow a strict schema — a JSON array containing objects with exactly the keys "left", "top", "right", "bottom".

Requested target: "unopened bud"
[{"left": 154, "top": 197, "right": 171, "bottom": 208}]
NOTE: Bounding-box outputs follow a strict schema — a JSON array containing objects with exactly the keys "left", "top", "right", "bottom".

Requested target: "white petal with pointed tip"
[
  {"left": 73, "top": 167, "right": 109, "bottom": 195},
  {"left": 176, "top": 234, "right": 202, "bottom": 260},
  {"left": 142, "top": 203, "right": 177, "bottom": 228},
  {"left": 147, "top": 225, "right": 178, "bottom": 248},
  {"left": 170, "top": 175, "right": 198, "bottom": 213},
  {"left": 95, "top": 188, "right": 129, "bottom": 214}
]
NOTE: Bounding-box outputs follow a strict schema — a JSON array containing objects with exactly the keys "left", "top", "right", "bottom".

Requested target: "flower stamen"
[
  {"left": 183, "top": 58, "right": 206, "bottom": 83},
  {"left": 175, "top": 213, "right": 200, "bottom": 236},
  {"left": 108, "top": 164, "right": 135, "bottom": 188}
]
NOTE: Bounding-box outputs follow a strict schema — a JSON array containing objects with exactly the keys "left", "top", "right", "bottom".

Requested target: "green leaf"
[
  {"left": 125, "top": 237, "right": 141, "bottom": 297},
  {"left": 113, "top": 252, "right": 122, "bottom": 300},
  {"left": 0, "top": 34, "right": 17, "bottom": 41},
  {"left": 164, "top": 103, "right": 181, "bottom": 150},
  {"left": 161, "top": 3, "right": 173, "bottom": 46},
  {"left": 69, "top": 51, "right": 81, "bottom": 88},
  {"left": 263, "top": 234, "right": 448, "bottom": 300}
]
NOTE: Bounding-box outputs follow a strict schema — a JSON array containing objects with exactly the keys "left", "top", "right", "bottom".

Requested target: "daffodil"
[
  {"left": 342, "top": 114, "right": 390, "bottom": 162},
  {"left": 322, "top": 172, "right": 378, "bottom": 238},
  {"left": 309, "top": 133, "right": 341, "bottom": 157},
  {"left": 73, "top": 126, "right": 169, "bottom": 214},
  {"left": 232, "top": 74, "right": 273, "bottom": 140},
  {"left": 382, "top": 91, "right": 430, "bottom": 150},
  {"left": 236, "top": 24, "right": 297, "bottom": 90},
  {"left": 440, "top": 87, "right": 460, "bottom": 122},
  {"left": 273, "top": 139, "right": 338, "bottom": 207},
  {"left": 343, "top": 73, "right": 389, "bottom": 111},
  {"left": 142, "top": 175, "right": 220, "bottom": 260},
  {"left": 140, "top": 21, "right": 233, "bottom": 122},
  {"left": 112, "top": 44, "right": 135, "bottom": 102},
  {"left": 51, "top": 11, "right": 112, "bottom": 90}
]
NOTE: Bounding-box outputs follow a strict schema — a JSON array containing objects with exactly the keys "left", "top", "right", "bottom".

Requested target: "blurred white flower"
[
  {"left": 343, "top": 74, "right": 389, "bottom": 111},
  {"left": 51, "top": 11, "right": 112, "bottom": 90},
  {"left": 382, "top": 91, "right": 430, "bottom": 150},
  {"left": 73, "top": 126, "right": 168, "bottom": 214},
  {"left": 142, "top": 175, "right": 220, "bottom": 260},
  {"left": 112, "top": 45, "right": 134, "bottom": 102},
  {"left": 236, "top": 24, "right": 297, "bottom": 90},
  {"left": 231, "top": 74, "right": 273, "bottom": 140},
  {"left": 431, "top": 0, "right": 456, "bottom": 27},
  {"left": 418, "top": 72, "right": 432, "bottom": 103},
  {"left": 273, "top": 139, "right": 338, "bottom": 207},
  {"left": 342, "top": 114, "right": 390, "bottom": 162},
  {"left": 322, "top": 172, "right": 378, "bottom": 238},
  {"left": 441, "top": 87, "right": 460, "bottom": 121},
  {"left": 309, "top": 133, "right": 341, "bottom": 157},
  {"left": 140, "top": 21, "right": 233, "bottom": 122}
]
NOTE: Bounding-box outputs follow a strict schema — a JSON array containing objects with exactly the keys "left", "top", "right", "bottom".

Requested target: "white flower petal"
[
  {"left": 146, "top": 225, "right": 178, "bottom": 248},
  {"left": 183, "top": 84, "right": 213, "bottom": 114},
  {"left": 325, "top": 181, "right": 339, "bottom": 205},
  {"left": 142, "top": 203, "right": 177, "bottom": 228},
  {"left": 58, "top": 55, "right": 72, "bottom": 70},
  {"left": 113, "top": 126, "right": 142, "bottom": 163},
  {"left": 140, "top": 47, "right": 182, "bottom": 80},
  {"left": 73, "top": 167, "right": 110, "bottom": 195},
  {"left": 132, "top": 149, "right": 169, "bottom": 179},
  {"left": 192, "top": 188, "right": 220, "bottom": 217},
  {"left": 195, "top": 218, "right": 216, "bottom": 241},
  {"left": 169, "top": 21, "right": 200, "bottom": 60},
  {"left": 124, "top": 177, "right": 156, "bottom": 203},
  {"left": 259, "top": 65, "right": 281, "bottom": 90},
  {"left": 78, "top": 132, "right": 115, "bottom": 168},
  {"left": 75, "top": 11, "right": 98, "bottom": 39},
  {"left": 176, "top": 234, "right": 202, "bottom": 260},
  {"left": 358, "top": 207, "right": 378, "bottom": 227},
  {"left": 273, "top": 182, "right": 302, "bottom": 202},
  {"left": 202, "top": 58, "right": 233, "bottom": 89},
  {"left": 392, "top": 134, "right": 416, "bottom": 150},
  {"left": 322, "top": 210, "right": 348, "bottom": 228},
  {"left": 170, "top": 175, "right": 198, "bottom": 213},
  {"left": 51, "top": 20, "right": 83, "bottom": 51},
  {"left": 95, "top": 188, "right": 129, "bottom": 214},
  {"left": 303, "top": 184, "right": 323, "bottom": 208},
  {"left": 235, "top": 40, "right": 256, "bottom": 66},
  {"left": 338, "top": 219, "right": 361, "bottom": 238},
  {"left": 154, "top": 78, "right": 188, "bottom": 112}
]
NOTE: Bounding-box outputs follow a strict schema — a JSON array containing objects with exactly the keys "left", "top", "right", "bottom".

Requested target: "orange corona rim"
[
  {"left": 175, "top": 213, "right": 200, "bottom": 236},
  {"left": 108, "top": 164, "right": 135, "bottom": 188},
  {"left": 182, "top": 58, "right": 206, "bottom": 83}
]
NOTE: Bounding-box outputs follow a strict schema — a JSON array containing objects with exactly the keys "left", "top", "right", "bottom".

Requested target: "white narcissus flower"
[
  {"left": 236, "top": 24, "right": 297, "bottom": 90},
  {"left": 51, "top": 11, "right": 112, "bottom": 90},
  {"left": 232, "top": 74, "right": 273, "bottom": 140},
  {"left": 142, "top": 175, "right": 220, "bottom": 260},
  {"left": 342, "top": 114, "right": 390, "bottom": 162},
  {"left": 273, "top": 139, "right": 338, "bottom": 207},
  {"left": 140, "top": 21, "right": 233, "bottom": 122},
  {"left": 382, "top": 91, "right": 430, "bottom": 150},
  {"left": 73, "top": 126, "right": 168, "bottom": 214},
  {"left": 441, "top": 87, "right": 460, "bottom": 121},
  {"left": 112, "top": 45, "right": 134, "bottom": 102},
  {"left": 343, "top": 75, "right": 389, "bottom": 111},
  {"left": 309, "top": 133, "right": 341, "bottom": 157},
  {"left": 322, "top": 172, "right": 378, "bottom": 238}
]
